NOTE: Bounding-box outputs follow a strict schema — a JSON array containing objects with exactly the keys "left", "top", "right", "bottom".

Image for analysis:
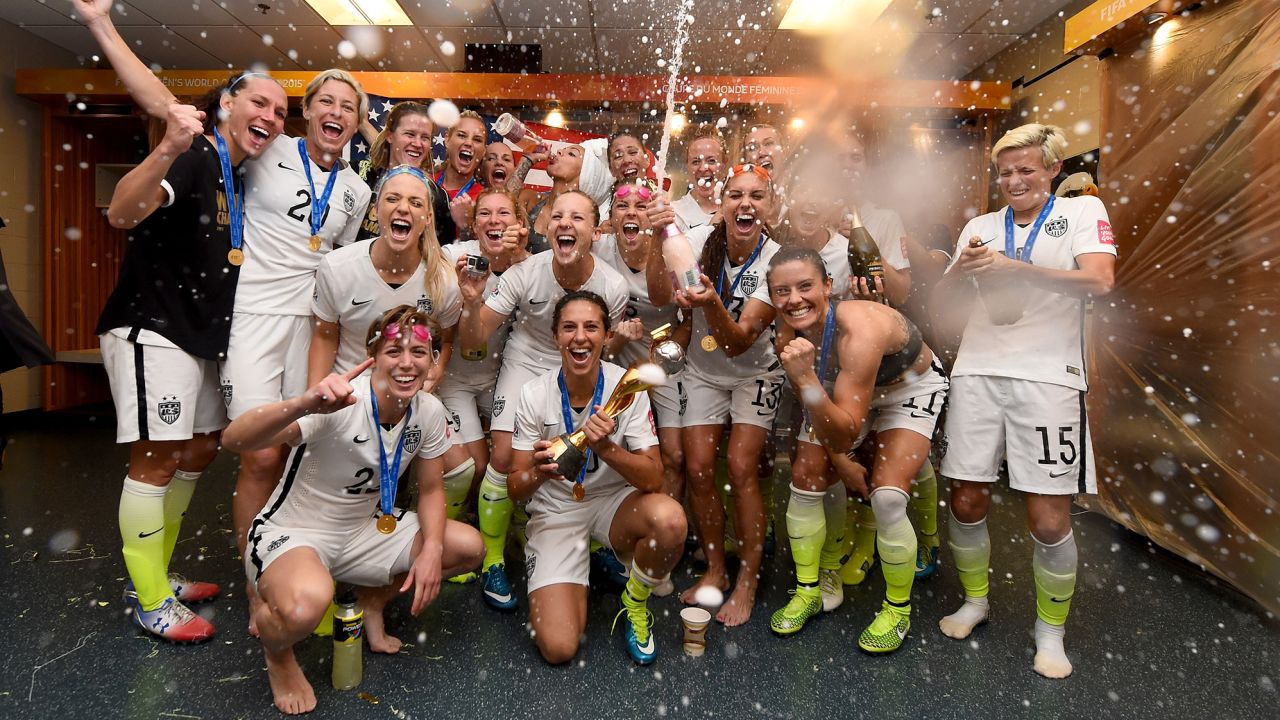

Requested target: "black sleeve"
[
  {"left": 161, "top": 144, "right": 209, "bottom": 206},
  {"left": 431, "top": 180, "right": 457, "bottom": 245}
]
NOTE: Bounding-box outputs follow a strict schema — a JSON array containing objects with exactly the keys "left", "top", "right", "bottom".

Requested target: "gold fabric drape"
[{"left": 1088, "top": 0, "right": 1280, "bottom": 613}]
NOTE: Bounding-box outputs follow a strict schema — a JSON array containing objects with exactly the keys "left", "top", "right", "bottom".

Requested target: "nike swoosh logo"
[
  {"left": 138, "top": 527, "right": 163, "bottom": 538},
  {"left": 484, "top": 589, "right": 513, "bottom": 603},
  {"left": 529, "top": 299, "right": 548, "bottom": 306},
  {"left": 895, "top": 626, "right": 907, "bottom": 640},
  {"left": 1049, "top": 596, "right": 1072, "bottom": 603},
  {"left": 637, "top": 636, "right": 655, "bottom": 653},
  {"left": 277, "top": 162, "right": 294, "bottom": 171},
  {"left": 1048, "top": 468, "right": 1074, "bottom": 478},
  {"left": 354, "top": 435, "right": 370, "bottom": 444},
  {"left": 351, "top": 299, "right": 373, "bottom": 306}
]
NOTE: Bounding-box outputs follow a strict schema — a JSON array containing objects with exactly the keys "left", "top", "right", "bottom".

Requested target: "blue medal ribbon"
[
  {"left": 298, "top": 138, "right": 340, "bottom": 241},
  {"left": 557, "top": 368, "right": 606, "bottom": 491},
  {"left": 211, "top": 128, "right": 244, "bottom": 256},
  {"left": 369, "top": 388, "right": 413, "bottom": 520},
  {"left": 1004, "top": 195, "right": 1056, "bottom": 265},
  {"left": 435, "top": 171, "right": 477, "bottom": 201},
  {"left": 714, "top": 236, "right": 766, "bottom": 303},
  {"left": 803, "top": 301, "right": 838, "bottom": 433}
]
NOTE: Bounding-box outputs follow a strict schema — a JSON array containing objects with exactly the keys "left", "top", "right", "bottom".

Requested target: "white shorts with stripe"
[
  {"left": 245, "top": 508, "right": 419, "bottom": 591},
  {"left": 100, "top": 330, "right": 227, "bottom": 444},
  {"left": 219, "top": 312, "right": 311, "bottom": 419},
  {"left": 795, "top": 360, "right": 949, "bottom": 448},
  {"left": 940, "top": 375, "right": 1097, "bottom": 495}
]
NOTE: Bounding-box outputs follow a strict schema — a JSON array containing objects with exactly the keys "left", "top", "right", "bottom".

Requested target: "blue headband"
[{"left": 379, "top": 165, "right": 430, "bottom": 191}]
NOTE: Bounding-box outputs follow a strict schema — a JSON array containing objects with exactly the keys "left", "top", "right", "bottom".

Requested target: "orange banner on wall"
[
  {"left": 1064, "top": 0, "right": 1154, "bottom": 53},
  {"left": 16, "top": 69, "right": 1010, "bottom": 110}
]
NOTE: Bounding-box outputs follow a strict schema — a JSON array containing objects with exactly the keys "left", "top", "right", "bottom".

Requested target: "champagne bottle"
[
  {"left": 845, "top": 208, "right": 885, "bottom": 302},
  {"left": 661, "top": 222, "right": 705, "bottom": 293},
  {"left": 494, "top": 113, "right": 547, "bottom": 154},
  {"left": 969, "top": 237, "right": 1025, "bottom": 325},
  {"left": 331, "top": 588, "right": 363, "bottom": 690}
]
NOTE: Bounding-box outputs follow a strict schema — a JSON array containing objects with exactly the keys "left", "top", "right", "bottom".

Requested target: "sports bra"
[{"left": 807, "top": 301, "right": 923, "bottom": 388}]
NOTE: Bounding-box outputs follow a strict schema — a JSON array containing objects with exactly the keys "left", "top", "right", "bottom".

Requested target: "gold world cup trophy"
[{"left": 548, "top": 324, "right": 686, "bottom": 494}]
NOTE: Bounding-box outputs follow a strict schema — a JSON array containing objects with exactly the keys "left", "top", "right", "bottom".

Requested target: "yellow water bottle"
[{"left": 331, "top": 588, "right": 363, "bottom": 690}]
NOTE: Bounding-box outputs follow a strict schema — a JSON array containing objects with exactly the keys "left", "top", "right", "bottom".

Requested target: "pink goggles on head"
[
  {"left": 614, "top": 182, "right": 655, "bottom": 202},
  {"left": 373, "top": 321, "right": 432, "bottom": 346}
]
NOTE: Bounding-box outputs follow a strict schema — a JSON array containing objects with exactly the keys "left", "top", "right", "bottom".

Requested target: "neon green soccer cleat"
[
  {"left": 769, "top": 588, "right": 823, "bottom": 636},
  {"left": 858, "top": 602, "right": 911, "bottom": 653}
]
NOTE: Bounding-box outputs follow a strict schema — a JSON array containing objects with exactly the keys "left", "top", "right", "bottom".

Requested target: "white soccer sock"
[{"left": 1033, "top": 618, "right": 1073, "bottom": 679}]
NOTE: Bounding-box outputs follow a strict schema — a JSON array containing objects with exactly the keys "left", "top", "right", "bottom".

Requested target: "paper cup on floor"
[{"left": 680, "top": 607, "right": 712, "bottom": 657}]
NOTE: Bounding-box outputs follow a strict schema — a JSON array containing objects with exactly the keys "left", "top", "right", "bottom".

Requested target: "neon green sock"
[
  {"left": 785, "top": 484, "right": 826, "bottom": 586},
  {"left": 1033, "top": 532, "right": 1078, "bottom": 626},
  {"left": 625, "top": 562, "right": 659, "bottom": 604},
  {"left": 872, "top": 487, "right": 916, "bottom": 606},
  {"left": 819, "top": 482, "right": 847, "bottom": 571},
  {"left": 477, "top": 468, "right": 512, "bottom": 570},
  {"left": 839, "top": 500, "right": 878, "bottom": 584},
  {"left": 911, "top": 463, "right": 938, "bottom": 540},
  {"left": 948, "top": 512, "right": 991, "bottom": 599},
  {"left": 119, "top": 477, "right": 172, "bottom": 611},
  {"left": 162, "top": 470, "right": 200, "bottom": 568},
  {"left": 443, "top": 457, "right": 476, "bottom": 521}
]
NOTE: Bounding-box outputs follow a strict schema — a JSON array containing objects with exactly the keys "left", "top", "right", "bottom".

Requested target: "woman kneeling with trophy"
[{"left": 507, "top": 290, "right": 687, "bottom": 666}]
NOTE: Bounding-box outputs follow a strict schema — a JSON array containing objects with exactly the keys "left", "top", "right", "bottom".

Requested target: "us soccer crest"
[
  {"left": 740, "top": 273, "right": 759, "bottom": 295},
  {"left": 1044, "top": 217, "right": 1069, "bottom": 237},
  {"left": 417, "top": 297, "right": 433, "bottom": 314},
  {"left": 220, "top": 383, "right": 233, "bottom": 407},
  {"left": 343, "top": 188, "right": 356, "bottom": 213},
  {"left": 492, "top": 397, "right": 506, "bottom": 417},
  {"left": 403, "top": 425, "right": 422, "bottom": 453},
  {"left": 158, "top": 395, "right": 182, "bottom": 425}
]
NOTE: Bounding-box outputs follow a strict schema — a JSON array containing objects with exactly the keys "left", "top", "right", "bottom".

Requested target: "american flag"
[{"left": 350, "top": 94, "right": 605, "bottom": 192}]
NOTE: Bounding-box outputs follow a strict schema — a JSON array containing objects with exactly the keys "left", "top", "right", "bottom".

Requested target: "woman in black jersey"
[
  {"left": 91, "top": 57, "right": 288, "bottom": 643},
  {"left": 765, "top": 247, "right": 947, "bottom": 653}
]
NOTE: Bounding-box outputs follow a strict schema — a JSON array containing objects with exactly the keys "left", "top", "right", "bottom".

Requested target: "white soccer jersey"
[
  {"left": 512, "top": 361, "right": 659, "bottom": 509},
  {"left": 237, "top": 136, "right": 371, "bottom": 315},
  {"left": 440, "top": 241, "right": 515, "bottom": 387},
  {"left": 685, "top": 225, "right": 781, "bottom": 379},
  {"left": 258, "top": 375, "right": 452, "bottom": 529},
  {"left": 312, "top": 240, "right": 462, "bottom": 374},
  {"left": 484, "top": 252, "right": 629, "bottom": 369},
  {"left": 673, "top": 193, "right": 714, "bottom": 232},
  {"left": 948, "top": 194, "right": 1117, "bottom": 391},
  {"left": 594, "top": 233, "right": 679, "bottom": 366},
  {"left": 860, "top": 202, "right": 911, "bottom": 272}
]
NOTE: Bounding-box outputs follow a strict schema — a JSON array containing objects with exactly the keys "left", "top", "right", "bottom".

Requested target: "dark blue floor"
[{"left": 1, "top": 414, "right": 1277, "bottom": 719}]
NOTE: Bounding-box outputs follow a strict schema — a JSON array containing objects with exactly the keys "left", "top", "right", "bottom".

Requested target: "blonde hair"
[
  {"left": 688, "top": 124, "right": 727, "bottom": 161},
  {"left": 418, "top": 211, "right": 455, "bottom": 334},
  {"left": 991, "top": 123, "right": 1067, "bottom": 169},
  {"left": 471, "top": 187, "right": 530, "bottom": 231},
  {"left": 303, "top": 69, "right": 369, "bottom": 125},
  {"left": 452, "top": 109, "right": 486, "bottom": 132}
]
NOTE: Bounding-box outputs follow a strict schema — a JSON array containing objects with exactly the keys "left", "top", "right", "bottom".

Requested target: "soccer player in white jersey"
[
  {"left": 932, "top": 123, "right": 1116, "bottom": 678},
  {"left": 438, "top": 188, "right": 531, "bottom": 521},
  {"left": 672, "top": 125, "right": 726, "bottom": 232},
  {"left": 309, "top": 166, "right": 460, "bottom": 380},
  {"left": 650, "top": 164, "right": 782, "bottom": 626},
  {"left": 594, "top": 180, "right": 685, "bottom": 501},
  {"left": 223, "top": 306, "right": 483, "bottom": 714},
  {"left": 508, "top": 291, "right": 686, "bottom": 665},
  {"left": 458, "top": 190, "right": 628, "bottom": 610},
  {"left": 765, "top": 247, "right": 948, "bottom": 651}
]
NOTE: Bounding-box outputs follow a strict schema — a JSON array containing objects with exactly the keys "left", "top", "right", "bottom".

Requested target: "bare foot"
[
  {"left": 362, "top": 609, "right": 402, "bottom": 654},
  {"left": 247, "top": 589, "right": 263, "bottom": 638},
  {"left": 715, "top": 579, "right": 757, "bottom": 627},
  {"left": 679, "top": 570, "right": 729, "bottom": 606},
  {"left": 264, "top": 647, "right": 316, "bottom": 715}
]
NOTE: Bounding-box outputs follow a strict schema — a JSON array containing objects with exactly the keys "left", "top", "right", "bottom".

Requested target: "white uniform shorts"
[
  {"left": 941, "top": 375, "right": 1097, "bottom": 495},
  {"left": 680, "top": 369, "right": 784, "bottom": 429},
  {"left": 100, "top": 332, "right": 227, "bottom": 443},
  {"left": 648, "top": 372, "right": 685, "bottom": 430},
  {"left": 795, "top": 362, "right": 949, "bottom": 448},
  {"left": 523, "top": 488, "right": 636, "bottom": 593},
  {"left": 490, "top": 356, "right": 554, "bottom": 434},
  {"left": 436, "top": 379, "right": 494, "bottom": 445},
  {"left": 220, "top": 312, "right": 311, "bottom": 419},
  {"left": 245, "top": 508, "right": 419, "bottom": 591}
]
